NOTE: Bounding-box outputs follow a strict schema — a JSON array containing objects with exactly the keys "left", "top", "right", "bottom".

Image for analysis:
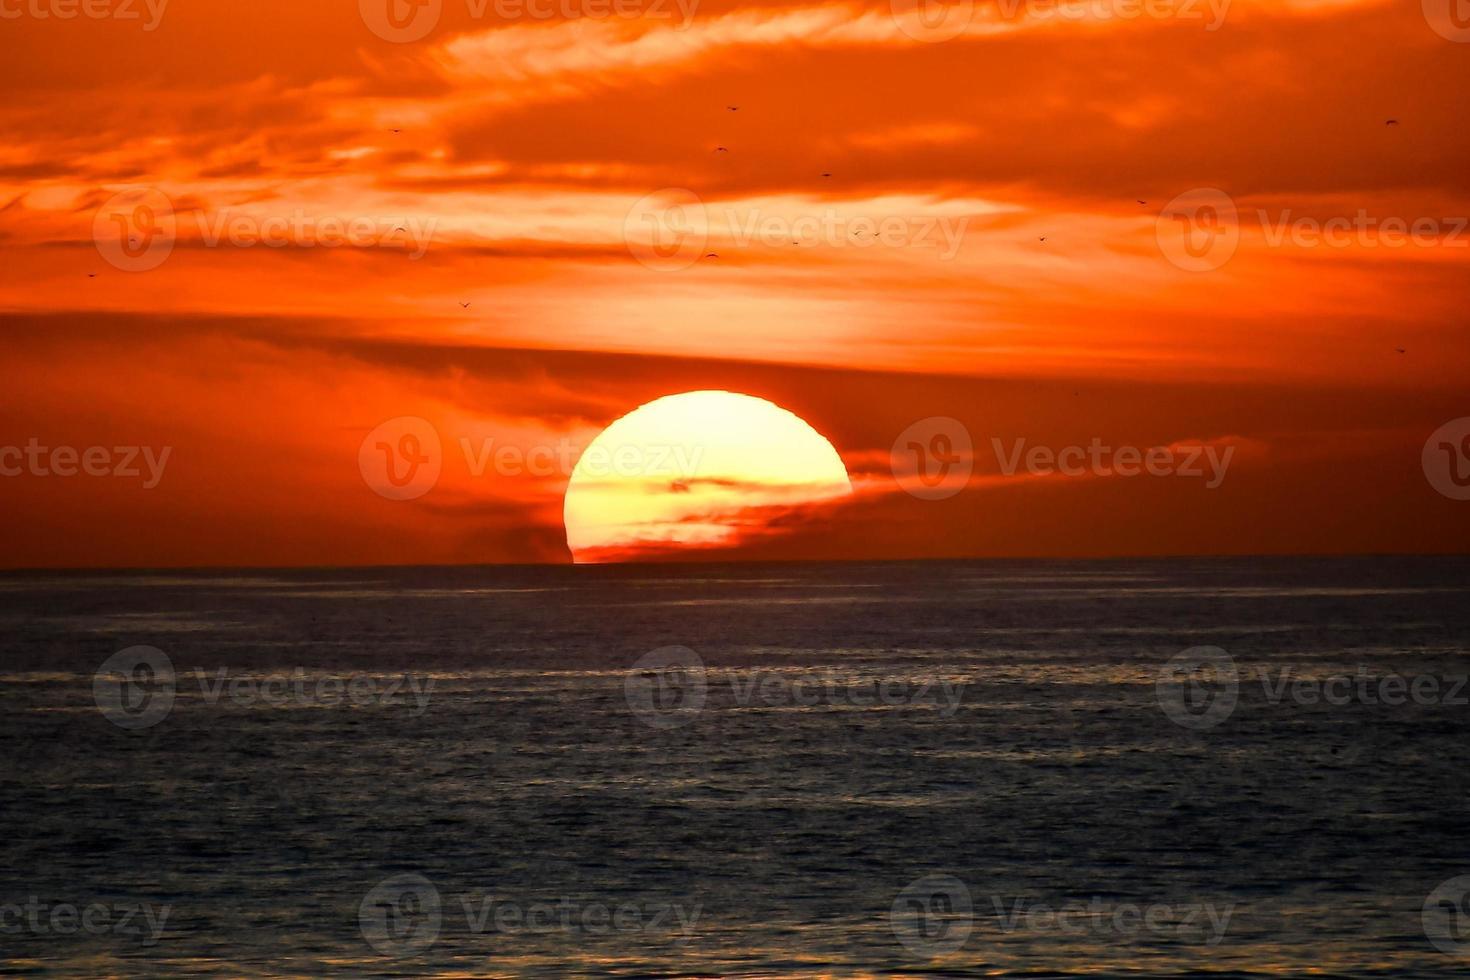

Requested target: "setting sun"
[{"left": 562, "top": 390, "right": 852, "bottom": 562}]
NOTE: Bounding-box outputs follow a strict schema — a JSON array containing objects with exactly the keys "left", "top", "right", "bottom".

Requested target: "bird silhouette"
[
  {"left": 1038, "top": 237, "right": 1047, "bottom": 242},
  {"left": 391, "top": 128, "right": 402, "bottom": 134},
  {"left": 1395, "top": 346, "right": 1406, "bottom": 354},
  {"left": 87, "top": 273, "right": 97, "bottom": 278},
  {"left": 714, "top": 146, "right": 728, "bottom": 153},
  {"left": 459, "top": 301, "right": 470, "bottom": 309},
  {"left": 821, "top": 172, "right": 832, "bottom": 178},
  {"left": 726, "top": 106, "right": 739, "bottom": 112},
  {"left": 1385, "top": 119, "right": 1399, "bottom": 126},
  {"left": 706, "top": 253, "right": 719, "bottom": 258},
  {"left": 1137, "top": 200, "right": 1148, "bottom": 205}
]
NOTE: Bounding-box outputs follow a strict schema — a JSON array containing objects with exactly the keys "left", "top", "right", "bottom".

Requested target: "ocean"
[{"left": 2, "top": 556, "right": 1468, "bottom": 977}]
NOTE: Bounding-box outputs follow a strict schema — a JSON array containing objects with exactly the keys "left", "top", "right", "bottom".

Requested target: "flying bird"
[
  {"left": 459, "top": 301, "right": 470, "bottom": 309},
  {"left": 726, "top": 106, "right": 739, "bottom": 111},
  {"left": 1385, "top": 119, "right": 1399, "bottom": 126},
  {"left": 1137, "top": 200, "right": 1148, "bottom": 205},
  {"left": 1038, "top": 236, "right": 1047, "bottom": 242},
  {"left": 714, "top": 146, "right": 728, "bottom": 153},
  {"left": 1395, "top": 346, "right": 1406, "bottom": 354},
  {"left": 86, "top": 273, "right": 97, "bottom": 278},
  {"left": 390, "top": 128, "right": 402, "bottom": 134},
  {"left": 821, "top": 172, "right": 832, "bottom": 178},
  {"left": 705, "top": 253, "right": 719, "bottom": 258}
]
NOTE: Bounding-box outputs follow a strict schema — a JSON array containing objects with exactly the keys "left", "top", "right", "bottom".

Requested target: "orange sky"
[{"left": 1, "top": 0, "right": 1467, "bottom": 566}]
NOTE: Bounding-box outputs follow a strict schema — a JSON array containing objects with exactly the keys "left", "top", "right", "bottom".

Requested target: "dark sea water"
[{"left": 3, "top": 556, "right": 1470, "bottom": 977}]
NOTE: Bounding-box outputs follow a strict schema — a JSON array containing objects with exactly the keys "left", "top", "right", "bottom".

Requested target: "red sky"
[{"left": 1, "top": 0, "right": 1467, "bottom": 566}]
